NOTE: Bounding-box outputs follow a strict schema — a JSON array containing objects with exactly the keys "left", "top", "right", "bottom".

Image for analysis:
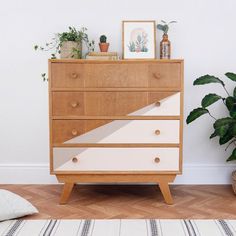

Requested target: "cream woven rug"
[{"left": 0, "top": 219, "right": 236, "bottom": 236}]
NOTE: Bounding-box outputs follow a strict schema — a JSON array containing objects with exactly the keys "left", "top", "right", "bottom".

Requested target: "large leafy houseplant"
[{"left": 186, "top": 73, "right": 236, "bottom": 162}]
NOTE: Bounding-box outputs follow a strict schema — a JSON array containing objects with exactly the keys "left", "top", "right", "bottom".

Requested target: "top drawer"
[{"left": 50, "top": 62, "right": 181, "bottom": 89}]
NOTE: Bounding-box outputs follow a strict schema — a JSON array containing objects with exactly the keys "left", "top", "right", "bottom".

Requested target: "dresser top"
[{"left": 49, "top": 59, "right": 184, "bottom": 64}]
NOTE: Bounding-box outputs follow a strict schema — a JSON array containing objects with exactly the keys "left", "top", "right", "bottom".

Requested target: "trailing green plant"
[
  {"left": 34, "top": 26, "right": 95, "bottom": 81},
  {"left": 157, "top": 20, "right": 177, "bottom": 35},
  {"left": 100, "top": 35, "right": 107, "bottom": 43},
  {"left": 186, "top": 73, "right": 236, "bottom": 162}
]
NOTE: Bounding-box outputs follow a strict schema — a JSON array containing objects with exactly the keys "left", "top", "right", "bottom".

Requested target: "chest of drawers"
[{"left": 48, "top": 59, "right": 184, "bottom": 204}]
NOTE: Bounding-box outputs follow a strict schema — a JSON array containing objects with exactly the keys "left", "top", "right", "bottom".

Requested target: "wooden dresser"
[{"left": 48, "top": 59, "right": 184, "bottom": 204}]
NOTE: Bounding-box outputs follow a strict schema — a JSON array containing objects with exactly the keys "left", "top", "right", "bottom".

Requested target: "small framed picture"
[{"left": 122, "top": 20, "right": 156, "bottom": 59}]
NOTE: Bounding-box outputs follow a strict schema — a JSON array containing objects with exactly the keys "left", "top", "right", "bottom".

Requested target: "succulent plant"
[{"left": 100, "top": 35, "right": 107, "bottom": 43}]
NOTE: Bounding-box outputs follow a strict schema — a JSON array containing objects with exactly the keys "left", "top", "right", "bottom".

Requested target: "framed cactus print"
[{"left": 122, "top": 20, "right": 156, "bottom": 59}]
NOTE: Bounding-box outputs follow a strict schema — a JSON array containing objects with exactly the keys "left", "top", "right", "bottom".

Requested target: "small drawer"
[
  {"left": 52, "top": 92, "right": 84, "bottom": 116},
  {"left": 84, "top": 64, "right": 148, "bottom": 88},
  {"left": 148, "top": 63, "right": 181, "bottom": 88},
  {"left": 52, "top": 120, "right": 85, "bottom": 144},
  {"left": 65, "top": 120, "right": 179, "bottom": 144},
  {"left": 53, "top": 147, "right": 179, "bottom": 172},
  {"left": 51, "top": 63, "right": 84, "bottom": 88}
]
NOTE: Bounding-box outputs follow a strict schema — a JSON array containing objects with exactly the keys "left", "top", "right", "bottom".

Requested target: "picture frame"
[{"left": 122, "top": 20, "right": 156, "bottom": 59}]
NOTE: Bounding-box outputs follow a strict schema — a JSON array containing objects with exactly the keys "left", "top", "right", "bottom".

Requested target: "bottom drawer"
[{"left": 53, "top": 148, "right": 179, "bottom": 172}]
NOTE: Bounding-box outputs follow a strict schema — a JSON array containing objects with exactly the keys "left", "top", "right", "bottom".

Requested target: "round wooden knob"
[
  {"left": 71, "top": 129, "right": 78, "bottom": 136},
  {"left": 72, "top": 157, "right": 78, "bottom": 163},
  {"left": 153, "top": 73, "right": 161, "bottom": 79},
  {"left": 155, "top": 101, "right": 161, "bottom": 107},
  {"left": 155, "top": 130, "right": 161, "bottom": 135},
  {"left": 71, "top": 72, "right": 78, "bottom": 79},
  {"left": 71, "top": 101, "right": 79, "bottom": 108},
  {"left": 154, "top": 157, "right": 160, "bottom": 163}
]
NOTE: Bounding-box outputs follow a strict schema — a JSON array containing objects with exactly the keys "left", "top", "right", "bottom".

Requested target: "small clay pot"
[{"left": 99, "top": 43, "right": 109, "bottom": 52}]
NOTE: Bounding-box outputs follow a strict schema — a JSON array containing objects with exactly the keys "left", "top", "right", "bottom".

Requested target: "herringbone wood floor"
[{"left": 1, "top": 185, "right": 236, "bottom": 219}]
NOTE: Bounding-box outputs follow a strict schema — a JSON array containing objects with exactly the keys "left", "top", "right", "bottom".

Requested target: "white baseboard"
[
  {"left": 0, "top": 163, "right": 235, "bottom": 184},
  {"left": 0, "top": 164, "right": 57, "bottom": 184}
]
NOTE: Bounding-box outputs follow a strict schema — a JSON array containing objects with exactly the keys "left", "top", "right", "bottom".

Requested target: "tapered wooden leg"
[
  {"left": 159, "top": 182, "right": 174, "bottom": 205},
  {"left": 60, "top": 182, "right": 74, "bottom": 204}
]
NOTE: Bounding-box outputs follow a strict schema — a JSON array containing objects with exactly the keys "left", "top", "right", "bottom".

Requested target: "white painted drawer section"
[
  {"left": 53, "top": 148, "right": 179, "bottom": 171},
  {"left": 67, "top": 120, "right": 180, "bottom": 144},
  {"left": 130, "top": 92, "right": 180, "bottom": 116}
]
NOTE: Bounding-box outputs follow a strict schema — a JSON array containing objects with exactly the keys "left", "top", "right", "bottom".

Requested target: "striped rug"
[{"left": 0, "top": 219, "right": 236, "bottom": 236}]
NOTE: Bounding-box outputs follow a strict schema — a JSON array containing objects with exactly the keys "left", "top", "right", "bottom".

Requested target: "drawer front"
[
  {"left": 50, "top": 62, "right": 181, "bottom": 89},
  {"left": 51, "top": 63, "right": 84, "bottom": 88},
  {"left": 52, "top": 120, "right": 85, "bottom": 144},
  {"left": 52, "top": 92, "right": 84, "bottom": 116},
  {"left": 66, "top": 120, "right": 180, "bottom": 144},
  {"left": 53, "top": 147, "right": 179, "bottom": 171},
  {"left": 84, "top": 64, "right": 148, "bottom": 88},
  {"left": 52, "top": 91, "right": 179, "bottom": 117},
  {"left": 148, "top": 63, "right": 181, "bottom": 88}
]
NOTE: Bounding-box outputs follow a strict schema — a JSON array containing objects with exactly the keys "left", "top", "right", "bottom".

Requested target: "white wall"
[{"left": 1, "top": 0, "right": 236, "bottom": 184}]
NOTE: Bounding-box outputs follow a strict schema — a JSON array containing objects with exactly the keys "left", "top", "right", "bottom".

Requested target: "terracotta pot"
[
  {"left": 99, "top": 43, "right": 109, "bottom": 52},
  {"left": 60, "top": 41, "right": 82, "bottom": 59}
]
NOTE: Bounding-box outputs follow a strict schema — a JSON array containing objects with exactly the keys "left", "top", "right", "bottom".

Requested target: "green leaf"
[
  {"left": 219, "top": 132, "right": 233, "bottom": 145},
  {"left": 230, "top": 105, "right": 236, "bottom": 118},
  {"left": 201, "top": 93, "right": 222, "bottom": 108},
  {"left": 234, "top": 87, "right": 236, "bottom": 98},
  {"left": 157, "top": 24, "right": 164, "bottom": 31},
  {"left": 186, "top": 108, "right": 208, "bottom": 124},
  {"left": 168, "top": 21, "right": 177, "bottom": 24},
  {"left": 231, "top": 123, "right": 236, "bottom": 136},
  {"left": 193, "top": 75, "right": 225, "bottom": 86},
  {"left": 225, "top": 72, "right": 236, "bottom": 82},
  {"left": 227, "top": 148, "right": 236, "bottom": 162},
  {"left": 210, "top": 130, "right": 218, "bottom": 139},
  {"left": 214, "top": 125, "right": 229, "bottom": 138},
  {"left": 226, "top": 97, "right": 236, "bottom": 111},
  {"left": 213, "top": 117, "right": 235, "bottom": 129}
]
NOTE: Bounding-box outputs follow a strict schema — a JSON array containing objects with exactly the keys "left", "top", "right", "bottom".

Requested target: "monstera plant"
[{"left": 186, "top": 73, "right": 236, "bottom": 162}]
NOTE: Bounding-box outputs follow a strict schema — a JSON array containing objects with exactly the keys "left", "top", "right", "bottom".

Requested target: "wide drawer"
[
  {"left": 52, "top": 92, "right": 180, "bottom": 116},
  {"left": 50, "top": 62, "right": 181, "bottom": 89},
  {"left": 63, "top": 120, "right": 180, "bottom": 144},
  {"left": 53, "top": 147, "right": 179, "bottom": 171}
]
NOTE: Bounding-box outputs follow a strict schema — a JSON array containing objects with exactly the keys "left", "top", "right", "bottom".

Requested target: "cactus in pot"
[{"left": 99, "top": 35, "right": 109, "bottom": 52}]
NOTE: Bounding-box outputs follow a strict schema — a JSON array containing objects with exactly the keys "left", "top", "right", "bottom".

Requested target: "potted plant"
[
  {"left": 34, "top": 26, "right": 95, "bottom": 80},
  {"left": 99, "top": 35, "right": 109, "bottom": 52},
  {"left": 157, "top": 20, "right": 176, "bottom": 59},
  {"left": 186, "top": 73, "right": 236, "bottom": 193},
  {"left": 34, "top": 26, "right": 95, "bottom": 59}
]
